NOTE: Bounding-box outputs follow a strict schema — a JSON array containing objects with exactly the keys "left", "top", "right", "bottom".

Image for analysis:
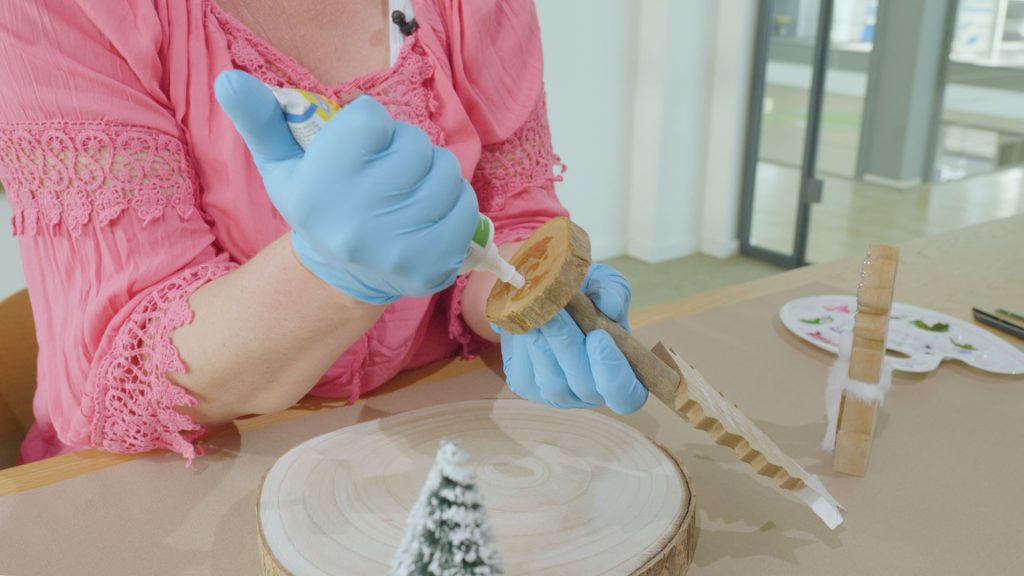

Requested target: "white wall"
[
  {"left": 0, "top": 193, "right": 24, "bottom": 300},
  {"left": 625, "top": 0, "right": 708, "bottom": 262},
  {"left": 539, "top": 0, "right": 753, "bottom": 263},
  {"left": 702, "top": 0, "right": 758, "bottom": 258},
  {"left": 536, "top": 0, "right": 637, "bottom": 260}
]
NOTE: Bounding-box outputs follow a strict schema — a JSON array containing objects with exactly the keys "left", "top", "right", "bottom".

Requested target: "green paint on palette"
[
  {"left": 912, "top": 320, "right": 949, "bottom": 332},
  {"left": 800, "top": 316, "right": 833, "bottom": 325},
  {"left": 950, "top": 338, "right": 977, "bottom": 351}
]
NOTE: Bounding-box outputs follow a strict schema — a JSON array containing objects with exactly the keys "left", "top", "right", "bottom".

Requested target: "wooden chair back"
[{"left": 0, "top": 288, "right": 38, "bottom": 468}]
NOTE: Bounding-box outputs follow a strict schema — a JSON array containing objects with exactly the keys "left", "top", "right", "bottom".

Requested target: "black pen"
[{"left": 973, "top": 308, "right": 1024, "bottom": 340}]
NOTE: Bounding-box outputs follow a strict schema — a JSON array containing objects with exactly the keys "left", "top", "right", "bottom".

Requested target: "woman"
[{"left": 0, "top": 0, "right": 646, "bottom": 464}]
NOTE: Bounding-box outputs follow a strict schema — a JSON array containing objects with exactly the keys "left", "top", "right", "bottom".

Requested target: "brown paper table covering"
[{"left": 1, "top": 283, "right": 1022, "bottom": 575}]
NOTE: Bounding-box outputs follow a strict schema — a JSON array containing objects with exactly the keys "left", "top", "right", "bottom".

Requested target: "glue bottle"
[{"left": 270, "top": 86, "right": 525, "bottom": 289}]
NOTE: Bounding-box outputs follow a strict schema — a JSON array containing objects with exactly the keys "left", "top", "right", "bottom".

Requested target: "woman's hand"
[
  {"left": 492, "top": 264, "right": 648, "bottom": 414},
  {"left": 214, "top": 70, "right": 478, "bottom": 304}
]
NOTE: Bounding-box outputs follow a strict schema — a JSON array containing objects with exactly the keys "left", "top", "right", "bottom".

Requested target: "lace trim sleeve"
[
  {"left": 469, "top": 92, "right": 566, "bottom": 213},
  {"left": 0, "top": 122, "right": 199, "bottom": 236},
  {"left": 83, "top": 261, "right": 238, "bottom": 463}
]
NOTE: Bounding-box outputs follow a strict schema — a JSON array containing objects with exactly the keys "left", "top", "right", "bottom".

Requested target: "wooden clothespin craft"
[
  {"left": 487, "top": 217, "right": 845, "bottom": 529},
  {"left": 824, "top": 245, "right": 899, "bottom": 476}
]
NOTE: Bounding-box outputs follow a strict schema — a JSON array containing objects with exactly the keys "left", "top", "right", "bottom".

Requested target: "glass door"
[
  {"left": 743, "top": 0, "right": 1020, "bottom": 267},
  {"left": 740, "top": 0, "right": 834, "bottom": 268}
]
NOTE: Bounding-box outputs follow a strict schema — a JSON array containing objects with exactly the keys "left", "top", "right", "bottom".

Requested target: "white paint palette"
[{"left": 780, "top": 295, "right": 1024, "bottom": 375}]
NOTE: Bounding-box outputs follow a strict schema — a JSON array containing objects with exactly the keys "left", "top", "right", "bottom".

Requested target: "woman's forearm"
[
  {"left": 461, "top": 241, "right": 525, "bottom": 342},
  {"left": 170, "top": 235, "right": 384, "bottom": 425}
]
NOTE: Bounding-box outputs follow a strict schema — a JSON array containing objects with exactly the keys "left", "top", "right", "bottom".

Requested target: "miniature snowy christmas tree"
[{"left": 389, "top": 440, "right": 504, "bottom": 576}]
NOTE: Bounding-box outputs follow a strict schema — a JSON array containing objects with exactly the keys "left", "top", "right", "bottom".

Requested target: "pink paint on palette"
[
  {"left": 824, "top": 304, "right": 852, "bottom": 314},
  {"left": 807, "top": 330, "right": 836, "bottom": 346}
]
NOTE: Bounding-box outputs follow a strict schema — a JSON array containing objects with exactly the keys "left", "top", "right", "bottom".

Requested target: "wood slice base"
[
  {"left": 258, "top": 400, "right": 695, "bottom": 575},
  {"left": 486, "top": 217, "right": 592, "bottom": 334}
]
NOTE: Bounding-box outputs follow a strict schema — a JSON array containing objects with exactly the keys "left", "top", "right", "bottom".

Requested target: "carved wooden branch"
[{"left": 487, "top": 218, "right": 843, "bottom": 528}]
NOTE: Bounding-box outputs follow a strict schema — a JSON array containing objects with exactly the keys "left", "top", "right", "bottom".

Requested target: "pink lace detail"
[
  {"left": 0, "top": 122, "right": 198, "bottom": 236},
  {"left": 447, "top": 275, "right": 477, "bottom": 357},
  {"left": 86, "top": 262, "right": 237, "bottom": 464},
  {"left": 493, "top": 226, "right": 541, "bottom": 250},
  {"left": 209, "top": 3, "right": 318, "bottom": 94},
  {"left": 348, "top": 44, "right": 445, "bottom": 146},
  {"left": 471, "top": 94, "right": 566, "bottom": 213},
  {"left": 210, "top": 3, "right": 445, "bottom": 146}
]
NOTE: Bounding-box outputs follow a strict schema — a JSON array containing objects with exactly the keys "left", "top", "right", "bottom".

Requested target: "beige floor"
[
  {"left": 749, "top": 161, "right": 1024, "bottom": 264},
  {"left": 601, "top": 254, "right": 783, "bottom": 310},
  {"left": 750, "top": 82, "right": 1024, "bottom": 264}
]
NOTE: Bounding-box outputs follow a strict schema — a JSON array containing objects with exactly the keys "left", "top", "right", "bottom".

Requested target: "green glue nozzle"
[{"left": 461, "top": 215, "right": 525, "bottom": 288}]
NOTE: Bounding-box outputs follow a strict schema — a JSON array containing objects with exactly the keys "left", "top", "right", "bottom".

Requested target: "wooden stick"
[
  {"left": 833, "top": 244, "right": 899, "bottom": 476},
  {"left": 565, "top": 291, "right": 682, "bottom": 409},
  {"left": 570, "top": 295, "right": 836, "bottom": 504},
  {"left": 488, "top": 218, "right": 683, "bottom": 405},
  {"left": 485, "top": 217, "right": 591, "bottom": 335},
  {"left": 651, "top": 344, "right": 812, "bottom": 492},
  {"left": 488, "top": 219, "right": 844, "bottom": 528}
]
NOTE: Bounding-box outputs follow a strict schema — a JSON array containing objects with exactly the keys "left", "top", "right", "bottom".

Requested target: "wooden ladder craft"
[
  {"left": 832, "top": 245, "right": 899, "bottom": 476},
  {"left": 486, "top": 217, "right": 844, "bottom": 528}
]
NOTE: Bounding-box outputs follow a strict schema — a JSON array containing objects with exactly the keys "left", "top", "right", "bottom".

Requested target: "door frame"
[{"left": 738, "top": 0, "right": 834, "bottom": 268}]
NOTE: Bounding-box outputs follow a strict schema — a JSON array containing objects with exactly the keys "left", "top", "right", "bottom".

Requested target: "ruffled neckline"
[{"left": 206, "top": 0, "right": 419, "bottom": 103}]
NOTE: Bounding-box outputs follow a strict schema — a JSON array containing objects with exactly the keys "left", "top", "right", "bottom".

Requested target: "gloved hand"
[
  {"left": 492, "top": 263, "right": 648, "bottom": 414},
  {"left": 214, "top": 70, "right": 479, "bottom": 304}
]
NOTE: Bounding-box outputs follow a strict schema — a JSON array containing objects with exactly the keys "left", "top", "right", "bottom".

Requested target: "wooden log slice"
[
  {"left": 834, "top": 244, "right": 899, "bottom": 476},
  {"left": 486, "top": 217, "right": 592, "bottom": 334},
  {"left": 258, "top": 400, "right": 695, "bottom": 575}
]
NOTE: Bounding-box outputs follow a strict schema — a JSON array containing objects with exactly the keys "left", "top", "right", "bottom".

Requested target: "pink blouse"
[{"left": 0, "top": 0, "right": 568, "bottom": 464}]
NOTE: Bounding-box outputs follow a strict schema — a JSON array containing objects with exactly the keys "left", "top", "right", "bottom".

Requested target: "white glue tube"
[
  {"left": 269, "top": 86, "right": 341, "bottom": 150},
  {"left": 459, "top": 215, "right": 525, "bottom": 288},
  {"left": 270, "top": 85, "right": 526, "bottom": 289}
]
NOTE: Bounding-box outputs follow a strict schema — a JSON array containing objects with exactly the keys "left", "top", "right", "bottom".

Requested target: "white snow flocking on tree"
[{"left": 389, "top": 440, "right": 504, "bottom": 576}]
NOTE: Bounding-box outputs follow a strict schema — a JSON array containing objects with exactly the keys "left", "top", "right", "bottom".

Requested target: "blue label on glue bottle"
[{"left": 269, "top": 84, "right": 525, "bottom": 288}]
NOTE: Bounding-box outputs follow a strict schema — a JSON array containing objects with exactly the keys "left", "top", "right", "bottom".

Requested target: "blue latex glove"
[
  {"left": 492, "top": 263, "right": 648, "bottom": 414},
  {"left": 214, "top": 70, "right": 479, "bottom": 304}
]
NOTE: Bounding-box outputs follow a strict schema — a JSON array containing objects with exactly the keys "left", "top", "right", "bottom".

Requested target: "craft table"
[{"left": 1, "top": 214, "right": 1022, "bottom": 575}]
